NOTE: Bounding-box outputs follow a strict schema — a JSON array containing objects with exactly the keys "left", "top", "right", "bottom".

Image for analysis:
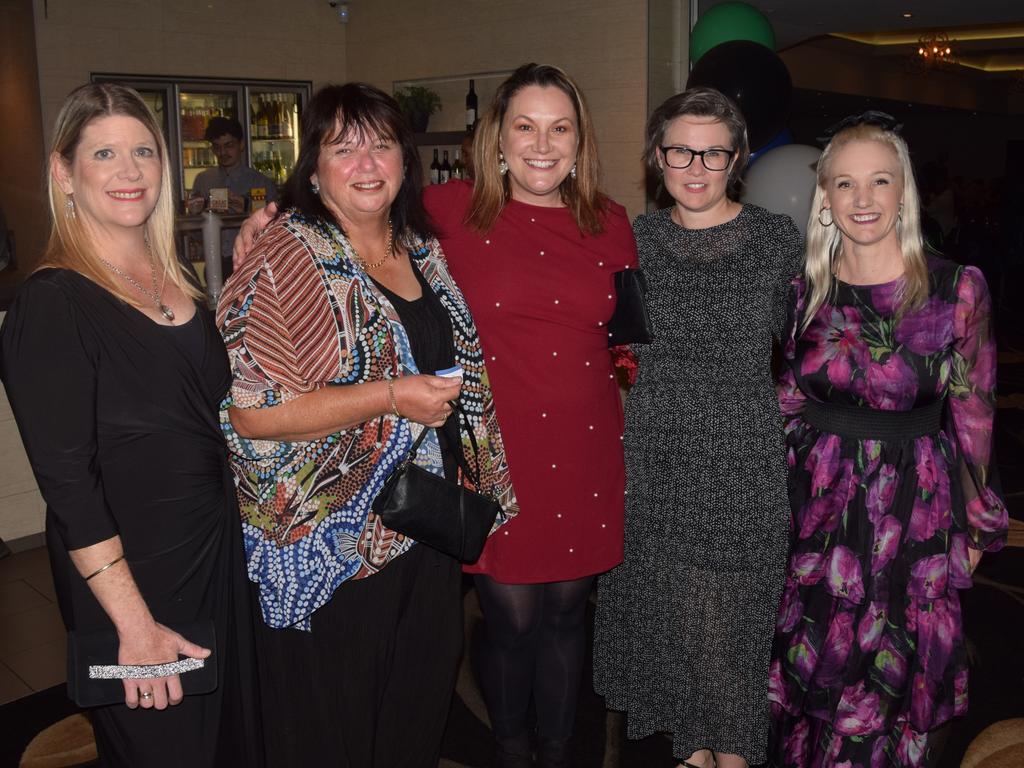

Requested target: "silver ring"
[{"left": 140, "top": 691, "right": 153, "bottom": 700}]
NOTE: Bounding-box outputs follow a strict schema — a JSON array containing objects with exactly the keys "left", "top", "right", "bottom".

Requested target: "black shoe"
[
  {"left": 493, "top": 733, "right": 534, "bottom": 768},
  {"left": 536, "top": 736, "right": 572, "bottom": 768}
]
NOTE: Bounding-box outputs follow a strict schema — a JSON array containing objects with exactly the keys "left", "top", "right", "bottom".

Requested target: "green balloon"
[{"left": 690, "top": 1, "right": 776, "bottom": 65}]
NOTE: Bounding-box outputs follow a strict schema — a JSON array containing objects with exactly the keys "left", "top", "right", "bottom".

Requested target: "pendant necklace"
[{"left": 100, "top": 241, "right": 175, "bottom": 322}]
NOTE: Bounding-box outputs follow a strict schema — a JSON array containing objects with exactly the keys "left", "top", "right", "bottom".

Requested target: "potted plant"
[{"left": 393, "top": 85, "right": 442, "bottom": 133}]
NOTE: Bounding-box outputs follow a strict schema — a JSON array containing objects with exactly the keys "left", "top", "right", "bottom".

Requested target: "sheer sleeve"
[
  {"left": 776, "top": 276, "right": 808, "bottom": 424},
  {"left": 949, "top": 265, "right": 1007, "bottom": 552},
  {"left": 0, "top": 275, "right": 119, "bottom": 549}
]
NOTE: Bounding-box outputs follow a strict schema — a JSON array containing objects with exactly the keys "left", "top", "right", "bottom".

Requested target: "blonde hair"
[
  {"left": 802, "top": 123, "right": 927, "bottom": 332},
  {"left": 43, "top": 83, "right": 200, "bottom": 304},
  {"left": 467, "top": 63, "right": 606, "bottom": 236}
]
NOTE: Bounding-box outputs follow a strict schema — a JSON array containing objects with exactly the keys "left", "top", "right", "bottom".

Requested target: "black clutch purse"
[
  {"left": 67, "top": 619, "right": 218, "bottom": 707},
  {"left": 606, "top": 268, "right": 654, "bottom": 347},
  {"left": 372, "top": 404, "right": 504, "bottom": 563}
]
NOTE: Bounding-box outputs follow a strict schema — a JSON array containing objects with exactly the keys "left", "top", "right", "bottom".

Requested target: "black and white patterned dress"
[{"left": 593, "top": 204, "right": 803, "bottom": 764}]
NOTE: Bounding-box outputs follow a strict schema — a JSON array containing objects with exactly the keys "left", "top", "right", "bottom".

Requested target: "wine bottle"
[
  {"left": 250, "top": 98, "right": 259, "bottom": 141},
  {"left": 430, "top": 149, "right": 441, "bottom": 185},
  {"left": 439, "top": 150, "right": 452, "bottom": 184},
  {"left": 465, "top": 79, "right": 478, "bottom": 132},
  {"left": 274, "top": 94, "right": 286, "bottom": 138},
  {"left": 256, "top": 96, "right": 269, "bottom": 139},
  {"left": 451, "top": 149, "right": 464, "bottom": 181},
  {"left": 282, "top": 95, "right": 294, "bottom": 138}
]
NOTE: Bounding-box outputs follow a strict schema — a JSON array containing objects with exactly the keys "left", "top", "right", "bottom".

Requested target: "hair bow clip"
[{"left": 817, "top": 110, "right": 903, "bottom": 146}]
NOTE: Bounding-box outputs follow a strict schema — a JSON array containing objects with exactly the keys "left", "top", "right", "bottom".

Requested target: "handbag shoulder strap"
[{"left": 399, "top": 401, "right": 485, "bottom": 489}]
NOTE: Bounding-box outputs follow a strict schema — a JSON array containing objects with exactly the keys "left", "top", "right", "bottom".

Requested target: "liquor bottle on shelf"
[
  {"left": 451, "top": 149, "right": 464, "bottom": 181},
  {"left": 282, "top": 96, "right": 294, "bottom": 138},
  {"left": 465, "top": 79, "right": 478, "bottom": 132},
  {"left": 256, "top": 95, "right": 269, "bottom": 139},
  {"left": 429, "top": 149, "right": 441, "bottom": 185},
  {"left": 439, "top": 150, "right": 452, "bottom": 184},
  {"left": 271, "top": 95, "right": 283, "bottom": 138}
]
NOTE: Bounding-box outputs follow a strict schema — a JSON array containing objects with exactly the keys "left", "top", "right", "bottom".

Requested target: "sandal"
[{"left": 679, "top": 750, "right": 717, "bottom": 768}]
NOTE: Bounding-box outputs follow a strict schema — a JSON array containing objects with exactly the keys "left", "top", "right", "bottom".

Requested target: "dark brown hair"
[{"left": 280, "top": 83, "right": 433, "bottom": 242}]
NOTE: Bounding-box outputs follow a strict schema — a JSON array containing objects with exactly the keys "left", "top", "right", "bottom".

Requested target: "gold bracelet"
[
  {"left": 387, "top": 379, "right": 401, "bottom": 418},
  {"left": 84, "top": 554, "right": 125, "bottom": 582}
]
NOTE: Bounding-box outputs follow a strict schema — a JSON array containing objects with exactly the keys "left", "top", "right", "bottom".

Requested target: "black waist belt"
[{"left": 802, "top": 398, "right": 943, "bottom": 441}]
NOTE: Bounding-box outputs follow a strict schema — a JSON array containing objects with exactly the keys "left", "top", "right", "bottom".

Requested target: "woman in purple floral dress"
[{"left": 767, "top": 116, "right": 1008, "bottom": 767}]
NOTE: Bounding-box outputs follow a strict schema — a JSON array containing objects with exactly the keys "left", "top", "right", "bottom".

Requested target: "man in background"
[{"left": 187, "top": 117, "right": 277, "bottom": 275}]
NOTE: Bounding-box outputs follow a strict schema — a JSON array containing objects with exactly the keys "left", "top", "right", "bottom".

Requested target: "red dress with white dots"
[{"left": 424, "top": 181, "right": 638, "bottom": 583}]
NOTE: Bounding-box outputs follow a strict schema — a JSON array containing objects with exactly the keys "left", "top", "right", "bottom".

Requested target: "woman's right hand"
[
  {"left": 393, "top": 375, "right": 462, "bottom": 427},
  {"left": 117, "top": 621, "right": 211, "bottom": 710},
  {"left": 232, "top": 201, "right": 278, "bottom": 270}
]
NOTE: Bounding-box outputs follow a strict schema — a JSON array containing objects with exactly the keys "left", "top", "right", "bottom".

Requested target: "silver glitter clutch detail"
[{"left": 88, "top": 657, "right": 206, "bottom": 680}]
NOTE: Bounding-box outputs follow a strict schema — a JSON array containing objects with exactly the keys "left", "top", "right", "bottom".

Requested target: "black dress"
[
  {"left": 0, "top": 269, "right": 261, "bottom": 768},
  {"left": 594, "top": 205, "right": 803, "bottom": 763},
  {"left": 247, "top": 256, "right": 466, "bottom": 768}
]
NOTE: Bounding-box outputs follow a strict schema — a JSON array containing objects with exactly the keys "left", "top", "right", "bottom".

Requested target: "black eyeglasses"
[{"left": 660, "top": 146, "right": 735, "bottom": 171}]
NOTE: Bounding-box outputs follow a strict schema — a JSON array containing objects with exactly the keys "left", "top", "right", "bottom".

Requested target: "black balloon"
[{"left": 686, "top": 39, "right": 792, "bottom": 151}]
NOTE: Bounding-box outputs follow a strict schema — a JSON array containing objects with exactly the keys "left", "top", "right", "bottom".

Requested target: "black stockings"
[{"left": 473, "top": 574, "right": 594, "bottom": 743}]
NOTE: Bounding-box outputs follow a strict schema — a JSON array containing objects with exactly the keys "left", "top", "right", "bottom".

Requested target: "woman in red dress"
[
  {"left": 423, "top": 64, "right": 637, "bottom": 767},
  {"left": 233, "top": 64, "right": 636, "bottom": 767}
]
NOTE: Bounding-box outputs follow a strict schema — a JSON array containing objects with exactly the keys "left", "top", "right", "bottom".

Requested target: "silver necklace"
[{"left": 100, "top": 245, "right": 175, "bottom": 322}]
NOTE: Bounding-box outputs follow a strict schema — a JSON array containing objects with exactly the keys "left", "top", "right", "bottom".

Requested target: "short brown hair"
[
  {"left": 644, "top": 87, "right": 750, "bottom": 200},
  {"left": 467, "top": 63, "right": 606, "bottom": 236}
]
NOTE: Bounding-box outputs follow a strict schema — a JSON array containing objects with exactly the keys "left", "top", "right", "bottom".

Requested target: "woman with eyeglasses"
[{"left": 593, "top": 87, "right": 803, "bottom": 768}]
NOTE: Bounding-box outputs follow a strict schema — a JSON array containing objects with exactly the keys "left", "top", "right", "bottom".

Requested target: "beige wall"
[
  {"left": 0, "top": 0, "right": 47, "bottom": 280},
  {"left": 345, "top": 0, "right": 649, "bottom": 216},
  {"left": 32, "top": 0, "right": 349, "bottom": 150}
]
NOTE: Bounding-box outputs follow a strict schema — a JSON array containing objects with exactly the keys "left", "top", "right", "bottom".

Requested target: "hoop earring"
[
  {"left": 65, "top": 195, "right": 76, "bottom": 220},
  {"left": 818, "top": 206, "right": 833, "bottom": 227},
  {"left": 498, "top": 152, "right": 509, "bottom": 176}
]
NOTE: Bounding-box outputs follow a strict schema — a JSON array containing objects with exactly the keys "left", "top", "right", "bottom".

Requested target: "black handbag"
[
  {"left": 66, "top": 619, "right": 217, "bottom": 707},
  {"left": 372, "top": 404, "right": 504, "bottom": 563},
  {"left": 606, "top": 268, "right": 654, "bottom": 346}
]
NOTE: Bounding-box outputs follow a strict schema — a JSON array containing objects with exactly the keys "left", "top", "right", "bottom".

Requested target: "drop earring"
[
  {"left": 64, "top": 195, "right": 76, "bottom": 220},
  {"left": 311, "top": 181, "right": 320, "bottom": 195},
  {"left": 570, "top": 164, "right": 577, "bottom": 180},
  {"left": 498, "top": 152, "right": 508, "bottom": 176}
]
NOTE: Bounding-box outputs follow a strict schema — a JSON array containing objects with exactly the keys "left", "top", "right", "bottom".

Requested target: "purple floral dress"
[{"left": 768, "top": 257, "right": 1007, "bottom": 768}]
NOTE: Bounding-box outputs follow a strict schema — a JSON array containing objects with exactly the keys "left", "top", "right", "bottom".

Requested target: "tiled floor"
[{"left": 0, "top": 547, "right": 66, "bottom": 706}]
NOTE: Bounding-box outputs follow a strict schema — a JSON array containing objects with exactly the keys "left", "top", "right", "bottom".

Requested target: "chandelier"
[{"left": 917, "top": 32, "right": 956, "bottom": 64}]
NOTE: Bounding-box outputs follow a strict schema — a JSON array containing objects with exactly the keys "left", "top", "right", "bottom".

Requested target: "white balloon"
[{"left": 741, "top": 144, "right": 822, "bottom": 235}]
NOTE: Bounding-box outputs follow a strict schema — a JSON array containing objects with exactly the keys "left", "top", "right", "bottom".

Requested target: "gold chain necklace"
[
  {"left": 99, "top": 242, "right": 175, "bottom": 322},
  {"left": 353, "top": 220, "right": 395, "bottom": 271}
]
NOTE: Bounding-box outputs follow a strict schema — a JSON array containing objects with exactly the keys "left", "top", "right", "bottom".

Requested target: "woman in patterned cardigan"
[{"left": 217, "top": 83, "right": 517, "bottom": 768}]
